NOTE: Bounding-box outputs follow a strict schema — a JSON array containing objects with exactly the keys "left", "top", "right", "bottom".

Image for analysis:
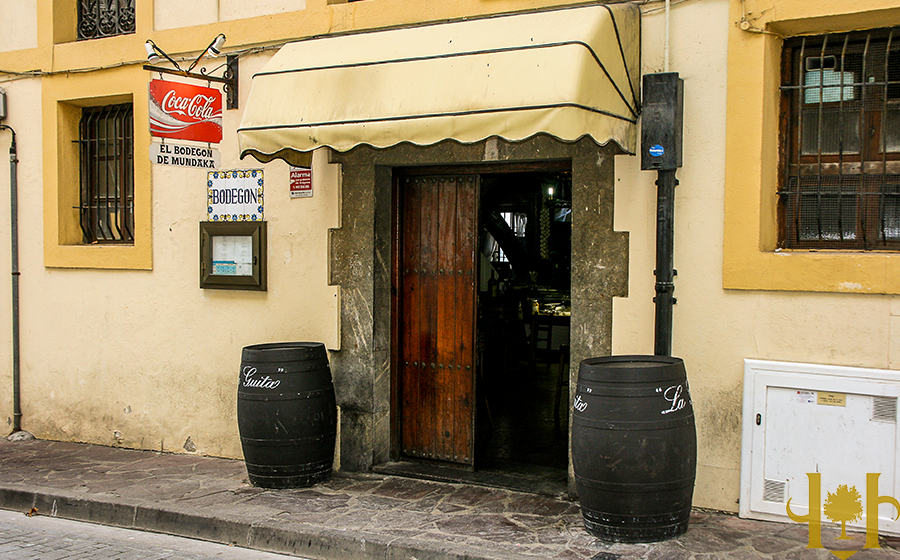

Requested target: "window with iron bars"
[
  {"left": 79, "top": 104, "right": 134, "bottom": 244},
  {"left": 779, "top": 27, "right": 900, "bottom": 250},
  {"left": 78, "top": 0, "right": 135, "bottom": 40}
]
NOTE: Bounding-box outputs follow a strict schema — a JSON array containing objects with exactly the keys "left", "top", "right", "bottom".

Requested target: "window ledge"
[
  {"left": 724, "top": 245, "right": 900, "bottom": 294},
  {"left": 772, "top": 248, "right": 900, "bottom": 255},
  {"left": 44, "top": 243, "right": 151, "bottom": 270}
]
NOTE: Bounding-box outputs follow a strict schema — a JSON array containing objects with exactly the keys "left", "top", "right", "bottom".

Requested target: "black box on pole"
[{"left": 641, "top": 72, "right": 683, "bottom": 171}]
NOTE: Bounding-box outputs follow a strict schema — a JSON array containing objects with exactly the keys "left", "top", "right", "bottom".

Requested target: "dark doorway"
[{"left": 475, "top": 170, "right": 572, "bottom": 481}]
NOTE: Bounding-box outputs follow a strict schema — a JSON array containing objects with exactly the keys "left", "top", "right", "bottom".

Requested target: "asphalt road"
[{"left": 0, "top": 509, "right": 308, "bottom": 560}]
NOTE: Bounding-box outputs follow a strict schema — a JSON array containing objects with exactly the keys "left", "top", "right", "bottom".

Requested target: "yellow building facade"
[{"left": 1, "top": 0, "right": 899, "bottom": 522}]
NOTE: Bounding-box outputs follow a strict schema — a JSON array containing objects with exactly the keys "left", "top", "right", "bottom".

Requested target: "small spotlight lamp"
[
  {"left": 206, "top": 34, "right": 226, "bottom": 58},
  {"left": 144, "top": 40, "right": 160, "bottom": 63}
]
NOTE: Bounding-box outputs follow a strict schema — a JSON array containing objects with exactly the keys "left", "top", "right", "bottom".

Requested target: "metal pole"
[
  {"left": 0, "top": 126, "right": 19, "bottom": 432},
  {"left": 654, "top": 169, "right": 677, "bottom": 357}
]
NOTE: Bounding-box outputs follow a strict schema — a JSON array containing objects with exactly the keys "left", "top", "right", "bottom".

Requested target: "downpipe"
[
  {"left": 654, "top": 169, "right": 677, "bottom": 357},
  {"left": 0, "top": 125, "right": 20, "bottom": 434}
]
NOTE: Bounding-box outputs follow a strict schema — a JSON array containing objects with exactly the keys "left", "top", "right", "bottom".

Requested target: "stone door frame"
[{"left": 328, "top": 136, "right": 629, "bottom": 492}]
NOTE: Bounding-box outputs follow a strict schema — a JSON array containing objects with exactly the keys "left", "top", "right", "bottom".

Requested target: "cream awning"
[{"left": 238, "top": 3, "right": 640, "bottom": 167}]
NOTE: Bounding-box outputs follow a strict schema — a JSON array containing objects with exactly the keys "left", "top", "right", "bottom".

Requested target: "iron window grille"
[
  {"left": 779, "top": 27, "right": 900, "bottom": 250},
  {"left": 78, "top": 0, "right": 135, "bottom": 40},
  {"left": 78, "top": 104, "right": 135, "bottom": 244}
]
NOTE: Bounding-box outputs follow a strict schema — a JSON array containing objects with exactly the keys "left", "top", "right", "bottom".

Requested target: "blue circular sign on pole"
[{"left": 649, "top": 144, "right": 666, "bottom": 157}]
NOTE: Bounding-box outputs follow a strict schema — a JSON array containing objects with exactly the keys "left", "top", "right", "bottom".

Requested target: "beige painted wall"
[
  {"left": 0, "top": 0, "right": 37, "bottom": 52},
  {"left": 154, "top": 0, "right": 308, "bottom": 30},
  {"left": 2, "top": 49, "right": 339, "bottom": 456},
  {"left": 0, "top": 78, "right": 42, "bottom": 433},
  {"left": 0, "top": 0, "right": 738, "bottom": 509},
  {"left": 614, "top": 0, "right": 900, "bottom": 513},
  {"left": 0, "top": 0, "right": 638, "bottom": 469},
  {"left": 613, "top": 0, "right": 739, "bottom": 512},
  {"left": 5, "top": 0, "right": 897, "bottom": 516}
]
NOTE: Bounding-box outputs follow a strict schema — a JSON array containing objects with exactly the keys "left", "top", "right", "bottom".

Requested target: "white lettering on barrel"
[
  {"left": 242, "top": 366, "right": 281, "bottom": 389},
  {"left": 574, "top": 394, "right": 588, "bottom": 412},
  {"left": 658, "top": 385, "right": 686, "bottom": 415}
]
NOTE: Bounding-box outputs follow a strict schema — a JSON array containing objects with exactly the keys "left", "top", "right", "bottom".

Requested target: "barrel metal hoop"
[
  {"left": 577, "top": 356, "right": 686, "bottom": 385},
  {"left": 241, "top": 342, "right": 327, "bottom": 361},
  {"left": 241, "top": 431, "right": 336, "bottom": 446},
  {"left": 572, "top": 414, "right": 694, "bottom": 430},
  {"left": 576, "top": 384, "right": 680, "bottom": 398},
  {"left": 575, "top": 474, "right": 696, "bottom": 492},
  {"left": 577, "top": 375, "right": 686, "bottom": 385},
  {"left": 243, "top": 362, "right": 330, "bottom": 374},
  {"left": 581, "top": 509, "right": 689, "bottom": 542},
  {"left": 583, "top": 508, "right": 690, "bottom": 525},
  {"left": 245, "top": 458, "right": 333, "bottom": 471},
  {"left": 238, "top": 387, "right": 335, "bottom": 401}
]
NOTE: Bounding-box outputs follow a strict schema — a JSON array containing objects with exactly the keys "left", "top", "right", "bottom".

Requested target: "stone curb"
[{"left": 0, "top": 484, "right": 523, "bottom": 560}]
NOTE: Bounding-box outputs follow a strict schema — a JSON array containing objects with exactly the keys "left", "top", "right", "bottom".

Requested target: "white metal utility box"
[{"left": 740, "top": 359, "right": 900, "bottom": 535}]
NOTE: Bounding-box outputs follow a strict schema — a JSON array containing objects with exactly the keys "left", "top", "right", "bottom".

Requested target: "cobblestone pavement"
[
  {"left": 1, "top": 438, "right": 900, "bottom": 559},
  {"left": 0, "top": 508, "right": 307, "bottom": 559}
]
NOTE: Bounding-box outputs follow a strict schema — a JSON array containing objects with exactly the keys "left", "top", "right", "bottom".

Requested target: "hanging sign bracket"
[{"left": 143, "top": 56, "right": 238, "bottom": 110}]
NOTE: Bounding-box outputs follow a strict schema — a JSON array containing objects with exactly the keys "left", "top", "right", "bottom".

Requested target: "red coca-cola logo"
[{"left": 149, "top": 79, "right": 223, "bottom": 143}]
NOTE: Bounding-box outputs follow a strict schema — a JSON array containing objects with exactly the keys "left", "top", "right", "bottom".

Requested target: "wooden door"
[{"left": 396, "top": 175, "right": 478, "bottom": 465}]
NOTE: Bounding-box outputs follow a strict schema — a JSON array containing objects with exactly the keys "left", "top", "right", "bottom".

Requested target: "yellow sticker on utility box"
[{"left": 817, "top": 392, "right": 847, "bottom": 407}]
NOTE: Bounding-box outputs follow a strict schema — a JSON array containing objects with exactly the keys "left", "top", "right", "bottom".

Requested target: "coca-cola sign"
[{"left": 149, "top": 79, "right": 222, "bottom": 143}]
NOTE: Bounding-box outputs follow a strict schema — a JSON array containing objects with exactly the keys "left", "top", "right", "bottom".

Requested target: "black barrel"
[
  {"left": 237, "top": 342, "right": 337, "bottom": 488},
  {"left": 572, "top": 355, "right": 696, "bottom": 542}
]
